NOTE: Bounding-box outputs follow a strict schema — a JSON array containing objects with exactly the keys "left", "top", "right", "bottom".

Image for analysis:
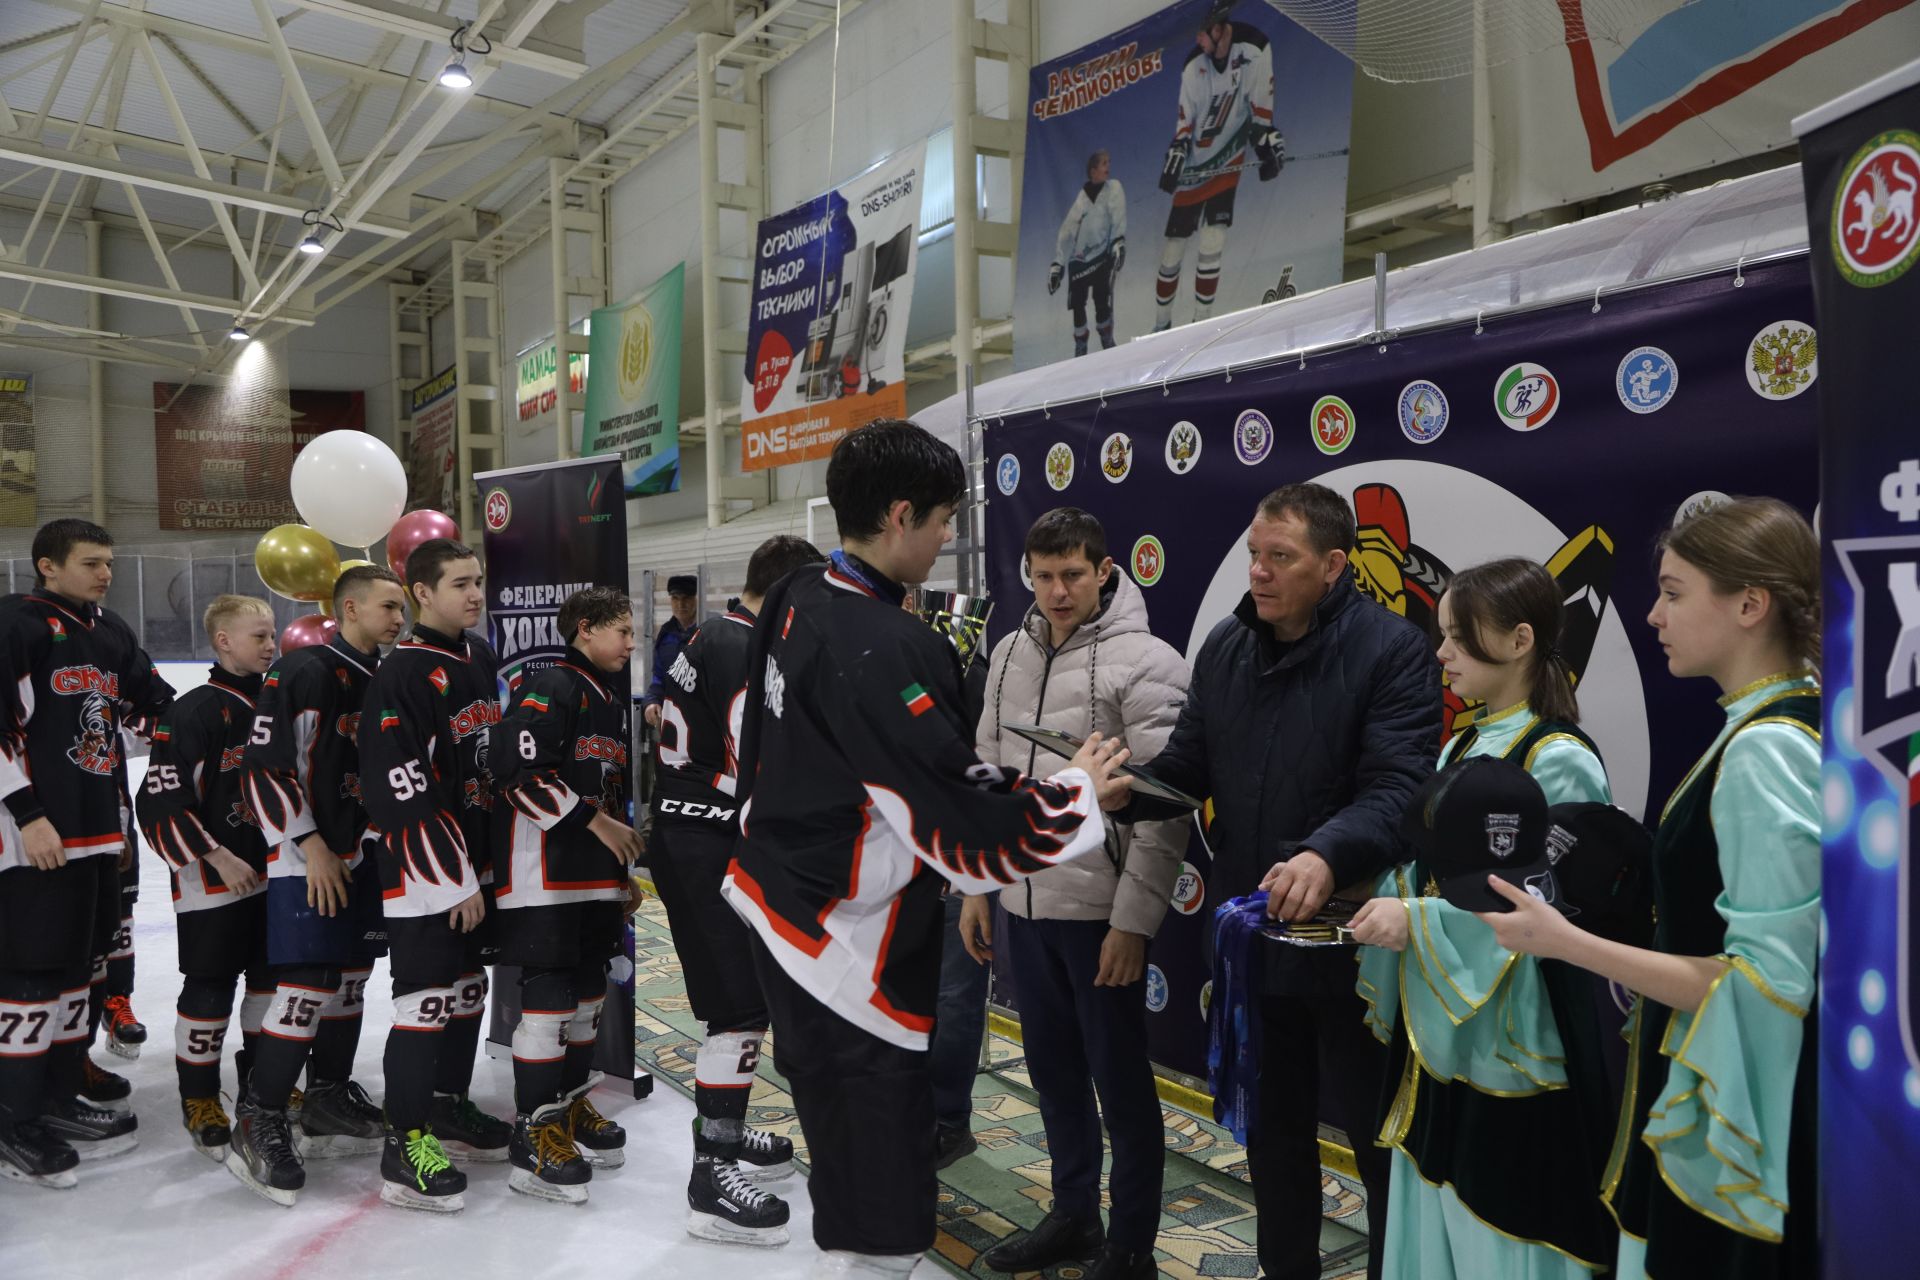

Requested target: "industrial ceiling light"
[
  {"left": 438, "top": 59, "right": 472, "bottom": 88},
  {"left": 230, "top": 321, "right": 251, "bottom": 341},
  {"left": 299, "top": 209, "right": 345, "bottom": 255},
  {"left": 439, "top": 24, "right": 488, "bottom": 89}
]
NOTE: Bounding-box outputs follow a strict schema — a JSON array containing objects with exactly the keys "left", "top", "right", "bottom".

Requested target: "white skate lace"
[
  {"left": 741, "top": 1127, "right": 781, "bottom": 1157},
  {"left": 715, "top": 1159, "right": 775, "bottom": 1207}
]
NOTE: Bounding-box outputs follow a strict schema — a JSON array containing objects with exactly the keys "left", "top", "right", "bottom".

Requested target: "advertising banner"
[
  {"left": 583, "top": 263, "right": 684, "bottom": 497},
  {"left": 739, "top": 142, "right": 925, "bottom": 471},
  {"left": 1795, "top": 61, "right": 1920, "bottom": 1276},
  {"left": 1014, "top": 0, "right": 1352, "bottom": 369},
  {"left": 984, "top": 259, "right": 1818, "bottom": 1082},
  {"left": 0, "top": 373, "right": 34, "bottom": 526},
  {"left": 406, "top": 364, "right": 458, "bottom": 515},
  {"left": 152, "top": 384, "right": 365, "bottom": 531},
  {"left": 514, "top": 336, "right": 588, "bottom": 453}
]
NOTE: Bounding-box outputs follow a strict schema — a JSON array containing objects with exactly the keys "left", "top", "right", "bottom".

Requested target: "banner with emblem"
[
  {"left": 984, "top": 257, "right": 1819, "bottom": 1086},
  {"left": 473, "top": 454, "right": 641, "bottom": 1087},
  {"left": 0, "top": 372, "right": 33, "bottom": 526},
  {"left": 405, "top": 364, "right": 458, "bottom": 514},
  {"left": 1795, "top": 59, "right": 1920, "bottom": 1273},
  {"left": 583, "top": 264, "right": 684, "bottom": 497}
]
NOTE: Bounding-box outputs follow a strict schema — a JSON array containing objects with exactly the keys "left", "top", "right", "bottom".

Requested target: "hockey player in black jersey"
[
  {"left": 0, "top": 520, "right": 172, "bottom": 1187},
  {"left": 227, "top": 565, "right": 407, "bottom": 1206},
  {"left": 492, "top": 586, "right": 644, "bottom": 1205},
  {"left": 358, "top": 538, "right": 509, "bottom": 1212},
  {"left": 654, "top": 535, "right": 823, "bottom": 1245},
  {"left": 136, "top": 595, "right": 278, "bottom": 1163},
  {"left": 721, "top": 423, "right": 1134, "bottom": 1276}
]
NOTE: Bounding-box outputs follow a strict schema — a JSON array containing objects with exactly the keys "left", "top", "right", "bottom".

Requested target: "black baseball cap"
[
  {"left": 1540, "top": 803, "right": 1654, "bottom": 947},
  {"left": 1402, "top": 756, "right": 1552, "bottom": 912},
  {"left": 666, "top": 574, "right": 697, "bottom": 597}
]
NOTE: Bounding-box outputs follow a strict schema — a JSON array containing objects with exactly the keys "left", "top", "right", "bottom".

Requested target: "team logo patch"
[
  {"left": 428, "top": 667, "right": 450, "bottom": 696},
  {"left": 1165, "top": 420, "right": 1202, "bottom": 474},
  {"left": 996, "top": 453, "right": 1021, "bottom": 495},
  {"left": 900, "top": 683, "right": 935, "bottom": 717},
  {"left": 264, "top": 671, "right": 279, "bottom": 688},
  {"left": 1616, "top": 346, "right": 1677, "bottom": 414},
  {"left": 1100, "top": 432, "right": 1133, "bottom": 483},
  {"left": 1397, "top": 380, "right": 1448, "bottom": 444},
  {"left": 483, "top": 487, "right": 512, "bottom": 532},
  {"left": 1311, "top": 395, "right": 1356, "bottom": 455},
  {"left": 1170, "top": 862, "right": 1204, "bottom": 916},
  {"left": 1747, "top": 320, "right": 1818, "bottom": 400},
  {"left": 1494, "top": 363, "right": 1560, "bottom": 431},
  {"left": 1833, "top": 130, "right": 1920, "bottom": 288},
  {"left": 1144, "top": 965, "right": 1168, "bottom": 1013},
  {"left": 520, "top": 692, "right": 551, "bottom": 713},
  {"left": 1233, "top": 409, "right": 1272, "bottom": 465},
  {"left": 46, "top": 616, "right": 65, "bottom": 641},
  {"left": 1132, "top": 535, "right": 1165, "bottom": 588},
  {"left": 1198, "top": 979, "right": 1213, "bottom": 1020},
  {"left": 1485, "top": 812, "right": 1522, "bottom": 860},
  {"left": 1045, "top": 442, "right": 1075, "bottom": 491},
  {"left": 378, "top": 709, "right": 400, "bottom": 732}
]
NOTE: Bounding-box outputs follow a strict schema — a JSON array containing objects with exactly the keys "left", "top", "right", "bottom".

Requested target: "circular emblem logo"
[
  {"left": 1233, "top": 409, "right": 1273, "bottom": 465},
  {"left": 483, "top": 487, "right": 511, "bottom": 531},
  {"left": 1199, "top": 979, "right": 1214, "bottom": 1020},
  {"left": 1170, "top": 862, "right": 1204, "bottom": 916},
  {"left": 1494, "top": 363, "right": 1560, "bottom": 431},
  {"left": 1045, "top": 442, "right": 1075, "bottom": 490},
  {"left": 1615, "top": 346, "right": 1678, "bottom": 414},
  {"left": 1746, "top": 320, "right": 1818, "bottom": 400},
  {"left": 1674, "top": 490, "right": 1731, "bottom": 525},
  {"left": 1165, "top": 420, "right": 1202, "bottom": 475},
  {"left": 617, "top": 303, "right": 655, "bottom": 400},
  {"left": 1832, "top": 130, "right": 1920, "bottom": 288},
  {"left": 995, "top": 453, "right": 1020, "bottom": 496},
  {"left": 1100, "top": 432, "right": 1134, "bottom": 483},
  {"left": 1310, "top": 395, "right": 1356, "bottom": 455},
  {"left": 1131, "top": 535, "right": 1165, "bottom": 587},
  {"left": 1397, "top": 380, "right": 1448, "bottom": 444},
  {"left": 1144, "top": 965, "right": 1168, "bottom": 1013}
]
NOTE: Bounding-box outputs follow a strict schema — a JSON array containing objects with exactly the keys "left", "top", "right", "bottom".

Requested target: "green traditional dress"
[
  {"left": 1358, "top": 701, "right": 1617, "bottom": 1279},
  {"left": 1608, "top": 672, "right": 1820, "bottom": 1279}
]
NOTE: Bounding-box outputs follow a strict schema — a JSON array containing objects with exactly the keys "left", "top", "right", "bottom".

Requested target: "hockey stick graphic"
[{"left": 1176, "top": 147, "right": 1352, "bottom": 183}]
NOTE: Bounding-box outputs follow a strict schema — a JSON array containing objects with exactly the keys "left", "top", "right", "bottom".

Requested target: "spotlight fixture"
[
  {"left": 439, "top": 24, "right": 489, "bottom": 89},
  {"left": 438, "top": 59, "right": 472, "bottom": 88},
  {"left": 230, "top": 321, "right": 251, "bottom": 341},
  {"left": 299, "top": 209, "right": 345, "bottom": 255}
]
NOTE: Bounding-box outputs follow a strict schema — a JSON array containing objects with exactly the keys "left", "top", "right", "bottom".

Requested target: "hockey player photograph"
[{"left": 1050, "top": 149, "right": 1127, "bottom": 355}]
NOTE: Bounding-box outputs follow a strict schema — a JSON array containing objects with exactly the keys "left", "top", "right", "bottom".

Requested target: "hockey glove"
[
  {"left": 1112, "top": 238, "right": 1126, "bottom": 274},
  {"left": 1159, "top": 139, "right": 1189, "bottom": 194},
  {"left": 1255, "top": 129, "right": 1285, "bottom": 181},
  {"left": 1048, "top": 262, "right": 1064, "bottom": 295}
]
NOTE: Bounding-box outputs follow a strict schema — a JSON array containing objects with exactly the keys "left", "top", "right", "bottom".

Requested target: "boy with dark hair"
[
  {"left": 653, "top": 533, "right": 824, "bottom": 1245},
  {"left": 358, "top": 538, "right": 509, "bottom": 1212},
  {"left": 492, "top": 586, "right": 644, "bottom": 1205},
  {"left": 721, "top": 420, "right": 1134, "bottom": 1275},
  {"left": 230, "top": 564, "right": 408, "bottom": 1205},
  {"left": 0, "top": 519, "right": 172, "bottom": 1186}
]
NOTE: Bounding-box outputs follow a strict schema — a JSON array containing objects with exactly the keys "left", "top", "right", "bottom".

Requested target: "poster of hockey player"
[{"left": 1014, "top": 0, "right": 1352, "bottom": 370}]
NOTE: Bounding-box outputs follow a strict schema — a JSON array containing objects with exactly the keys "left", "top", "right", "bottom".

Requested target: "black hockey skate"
[
  {"left": 0, "top": 1120, "right": 80, "bottom": 1190},
  {"left": 41, "top": 1096, "right": 138, "bottom": 1160},
  {"left": 380, "top": 1127, "right": 466, "bottom": 1213},
  {"left": 79, "top": 1055, "right": 132, "bottom": 1111},
  {"left": 687, "top": 1141, "right": 791, "bottom": 1248},
  {"left": 737, "top": 1124, "right": 794, "bottom": 1184},
  {"left": 182, "top": 1095, "right": 232, "bottom": 1163},
  {"left": 102, "top": 995, "right": 146, "bottom": 1061},
  {"left": 428, "top": 1092, "right": 510, "bottom": 1162},
  {"left": 296, "top": 1080, "right": 383, "bottom": 1158},
  {"left": 507, "top": 1102, "right": 592, "bottom": 1205},
  {"left": 226, "top": 1099, "right": 304, "bottom": 1206},
  {"left": 563, "top": 1090, "right": 625, "bottom": 1169}
]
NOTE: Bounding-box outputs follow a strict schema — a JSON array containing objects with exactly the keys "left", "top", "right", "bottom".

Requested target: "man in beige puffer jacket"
[{"left": 959, "top": 508, "right": 1190, "bottom": 1280}]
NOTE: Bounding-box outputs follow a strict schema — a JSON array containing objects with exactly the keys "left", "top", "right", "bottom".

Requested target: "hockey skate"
[
  {"left": 688, "top": 1149, "right": 791, "bottom": 1247},
  {"left": 78, "top": 1055, "right": 132, "bottom": 1112},
  {"left": 296, "top": 1080, "right": 383, "bottom": 1158},
  {"left": 181, "top": 1096, "right": 231, "bottom": 1163},
  {"left": 507, "top": 1102, "right": 592, "bottom": 1205},
  {"left": 41, "top": 1096, "right": 138, "bottom": 1160},
  {"left": 225, "top": 1099, "right": 304, "bottom": 1206},
  {"left": 563, "top": 1089, "right": 625, "bottom": 1170},
  {"left": 428, "top": 1092, "right": 510, "bottom": 1163},
  {"left": 380, "top": 1127, "right": 466, "bottom": 1213},
  {"left": 737, "top": 1124, "right": 794, "bottom": 1184},
  {"left": 102, "top": 995, "right": 145, "bottom": 1061},
  {"left": 0, "top": 1120, "right": 79, "bottom": 1190}
]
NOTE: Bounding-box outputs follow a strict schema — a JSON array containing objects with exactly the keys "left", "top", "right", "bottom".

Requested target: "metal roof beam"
[
  {"left": 0, "top": 258, "right": 315, "bottom": 324},
  {"left": 280, "top": 0, "right": 588, "bottom": 80},
  {"left": 27, "top": 0, "right": 103, "bottom": 142},
  {"left": 248, "top": 0, "right": 345, "bottom": 194}
]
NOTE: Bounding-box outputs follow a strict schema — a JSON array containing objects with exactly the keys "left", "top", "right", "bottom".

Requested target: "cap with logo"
[
  {"left": 1538, "top": 802, "right": 1654, "bottom": 947},
  {"left": 1401, "top": 756, "right": 1551, "bottom": 912}
]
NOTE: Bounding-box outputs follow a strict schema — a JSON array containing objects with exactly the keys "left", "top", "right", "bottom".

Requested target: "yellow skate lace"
[
  {"left": 531, "top": 1120, "right": 582, "bottom": 1170},
  {"left": 565, "top": 1095, "right": 613, "bottom": 1138},
  {"left": 406, "top": 1130, "right": 452, "bottom": 1188},
  {"left": 184, "top": 1097, "right": 229, "bottom": 1132}
]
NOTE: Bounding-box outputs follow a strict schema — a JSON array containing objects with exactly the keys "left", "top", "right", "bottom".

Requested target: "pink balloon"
[
  {"left": 280, "top": 614, "right": 337, "bottom": 653},
  {"left": 386, "top": 509, "right": 462, "bottom": 579}
]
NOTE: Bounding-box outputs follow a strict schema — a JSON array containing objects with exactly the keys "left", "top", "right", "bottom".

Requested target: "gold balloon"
[
  {"left": 318, "top": 558, "right": 375, "bottom": 617},
  {"left": 255, "top": 524, "right": 342, "bottom": 603}
]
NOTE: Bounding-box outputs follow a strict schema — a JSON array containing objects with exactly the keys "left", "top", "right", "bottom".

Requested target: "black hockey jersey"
[
  {"left": 0, "top": 590, "right": 173, "bottom": 859},
  {"left": 721, "top": 553, "right": 1106, "bottom": 1051},
  {"left": 493, "top": 659, "right": 630, "bottom": 908},
  {"left": 653, "top": 605, "right": 755, "bottom": 821},
  {"left": 357, "top": 624, "right": 501, "bottom": 919},
  {"left": 136, "top": 667, "right": 267, "bottom": 914},
  {"left": 241, "top": 634, "right": 381, "bottom": 878}
]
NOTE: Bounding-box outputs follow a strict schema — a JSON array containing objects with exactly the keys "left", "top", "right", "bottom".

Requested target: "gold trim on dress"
[
  {"left": 1659, "top": 687, "right": 1821, "bottom": 825},
  {"left": 1473, "top": 699, "right": 1534, "bottom": 732},
  {"left": 1600, "top": 999, "right": 1648, "bottom": 1226},
  {"left": 1522, "top": 732, "right": 1596, "bottom": 777},
  {"left": 1715, "top": 670, "right": 1815, "bottom": 709}
]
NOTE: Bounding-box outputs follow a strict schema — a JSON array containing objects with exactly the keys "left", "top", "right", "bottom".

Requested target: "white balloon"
[{"left": 289, "top": 430, "right": 407, "bottom": 548}]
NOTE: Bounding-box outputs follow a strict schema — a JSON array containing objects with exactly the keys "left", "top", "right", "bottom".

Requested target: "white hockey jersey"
[
  {"left": 1173, "top": 22, "right": 1275, "bottom": 198},
  {"left": 1054, "top": 179, "right": 1127, "bottom": 268}
]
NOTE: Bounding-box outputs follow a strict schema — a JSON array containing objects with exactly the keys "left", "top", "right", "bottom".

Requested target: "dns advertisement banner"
[
  {"left": 1014, "top": 0, "right": 1351, "bottom": 369},
  {"left": 0, "top": 373, "right": 33, "bottom": 527},
  {"left": 985, "top": 260, "right": 1818, "bottom": 1080},
  {"left": 584, "top": 263, "right": 684, "bottom": 497},
  {"left": 406, "top": 364, "right": 458, "bottom": 515},
  {"left": 152, "top": 385, "right": 365, "bottom": 532},
  {"left": 1797, "top": 63, "right": 1920, "bottom": 1277},
  {"left": 739, "top": 142, "right": 925, "bottom": 472}
]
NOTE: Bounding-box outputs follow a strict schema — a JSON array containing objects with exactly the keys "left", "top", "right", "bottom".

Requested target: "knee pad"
[
  {"left": 1196, "top": 224, "right": 1228, "bottom": 259},
  {"left": 512, "top": 1004, "right": 571, "bottom": 1066},
  {"left": 326, "top": 967, "right": 372, "bottom": 1022},
  {"left": 694, "top": 1028, "right": 762, "bottom": 1091},
  {"left": 261, "top": 979, "right": 333, "bottom": 1043},
  {"left": 568, "top": 995, "right": 604, "bottom": 1047},
  {"left": 1158, "top": 236, "right": 1188, "bottom": 273},
  {"left": 0, "top": 980, "right": 59, "bottom": 1060},
  {"left": 391, "top": 986, "right": 457, "bottom": 1033},
  {"left": 451, "top": 971, "right": 487, "bottom": 1021}
]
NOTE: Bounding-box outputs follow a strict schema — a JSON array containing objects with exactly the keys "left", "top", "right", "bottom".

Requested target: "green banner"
[{"left": 583, "top": 263, "right": 683, "bottom": 496}]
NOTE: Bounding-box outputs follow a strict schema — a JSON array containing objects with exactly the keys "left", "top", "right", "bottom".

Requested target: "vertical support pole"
[
  {"left": 951, "top": 0, "right": 979, "bottom": 400},
  {"left": 1470, "top": 0, "right": 1507, "bottom": 249},
  {"left": 550, "top": 157, "right": 573, "bottom": 461},
  {"left": 186, "top": 556, "right": 197, "bottom": 660},
  {"left": 697, "top": 34, "right": 728, "bottom": 530},
  {"left": 452, "top": 238, "right": 476, "bottom": 535},
  {"left": 1373, "top": 251, "right": 1388, "bottom": 343},
  {"left": 85, "top": 220, "right": 105, "bottom": 526},
  {"left": 135, "top": 556, "right": 146, "bottom": 650}
]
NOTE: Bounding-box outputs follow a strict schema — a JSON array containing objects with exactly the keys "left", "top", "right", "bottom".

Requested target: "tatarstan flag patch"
[
  {"left": 264, "top": 671, "right": 280, "bottom": 688},
  {"left": 901, "top": 683, "right": 935, "bottom": 717},
  {"left": 520, "top": 692, "right": 550, "bottom": 713},
  {"left": 379, "top": 709, "right": 400, "bottom": 731}
]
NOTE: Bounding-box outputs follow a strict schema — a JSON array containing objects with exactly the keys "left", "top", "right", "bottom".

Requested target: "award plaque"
[{"left": 1003, "top": 722, "right": 1204, "bottom": 810}]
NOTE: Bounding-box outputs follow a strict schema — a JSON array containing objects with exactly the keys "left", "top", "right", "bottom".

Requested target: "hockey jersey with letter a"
[
  {"left": 241, "top": 635, "right": 380, "bottom": 876},
  {"left": 137, "top": 667, "right": 268, "bottom": 913},
  {"left": 653, "top": 606, "right": 756, "bottom": 821},
  {"left": 1172, "top": 22, "right": 1274, "bottom": 203},
  {"left": 358, "top": 624, "right": 501, "bottom": 918},
  {"left": 493, "top": 659, "right": 629, "bottom": 907},
  {"left": 722, "top": 553, "right": 1107, "bottom": 1051},
  {"left": 0, "top": 590, "right": 173, "bottom": 858}
]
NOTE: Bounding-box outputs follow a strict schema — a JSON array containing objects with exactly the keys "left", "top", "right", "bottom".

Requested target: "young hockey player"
[
  {"left": 653, "top": 534, "right": 824, "bottom": 1245},
  {"left": 1153, "top": 1, "right": 1280, "bottom": 332},
  {"left": 229, "top": 564, "right": 408, "bottom": 1206},
  {"left": 492, "top": 586, "right": 646, "bottom": 1205},
  {"left": 1049, "top": 149, "right": 1127, "bottom": 356},
  {"left": 359, "top": 538, "right": 508, "bottom": 1213},
  {"left": 136, "top": 595, "right": 279, "bottom": 1163},
  {"left": 0, "top": 520, "right": 172, "bottom": 1185}
]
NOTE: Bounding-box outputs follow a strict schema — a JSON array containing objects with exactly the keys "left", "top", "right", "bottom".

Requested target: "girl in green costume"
[{"left": 1483, "top": 498, "right": 1820, "bottom": 1279}]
